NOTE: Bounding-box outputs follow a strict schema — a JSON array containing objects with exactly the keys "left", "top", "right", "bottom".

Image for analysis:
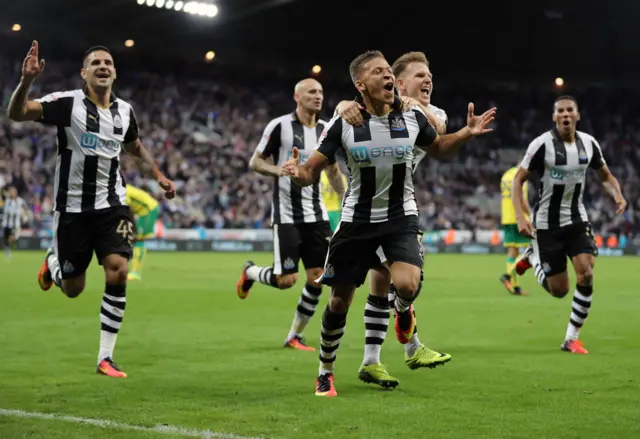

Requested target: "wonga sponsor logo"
[
  {"left": 80, "top": 133, "right": 121, "bottom": 151},
  {"left": 349, "top": 145, "right": 414, "bottom": 164}
]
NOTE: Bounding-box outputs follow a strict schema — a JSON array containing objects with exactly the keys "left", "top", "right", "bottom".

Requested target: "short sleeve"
[
  {"left": 35, "top": 92, "right": 74, "bottom": 126},
  {"left": 428, "top": 104, "right": 448, "bottom": 130},
  {"left": 255, "top": 119, "right": 282, "bottom": 159},
  {"left": 589, "top": 138, "right": 606, "bottom": 170},
  {"left": 520, "top": 136, "right": 546, "bottom": 173},
  {"left": 124, "top": 107, "right": 139, "bottom": 144},
  {"left": 316, "top": 116, "right": 344, "bottom": 164},
  {"left": 412, "top": 107, "right": 437, "bottom": 146}
]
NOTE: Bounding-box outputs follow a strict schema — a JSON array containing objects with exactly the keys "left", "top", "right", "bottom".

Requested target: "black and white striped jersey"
[
  {"left": 412, "top": 104, "right": 447, "bottom": 172},
  {"left": 520, "top": 127, "right": 606, "bottom": 230},
  {"left": 1, "top": 196, "right": 27, "bottom": 229},
  {"left": 35, "top": 88, "right": 138, "bottom": 213},
  {"left": 256, "top": 112, "right": 329, "bottom": 225},
  {"left": 317, "top": 105, "right": 437, "bottom": 223}
]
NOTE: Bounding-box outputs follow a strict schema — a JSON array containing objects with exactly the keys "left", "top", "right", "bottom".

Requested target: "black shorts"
[
  {"left": 321, "top": 215, "right": 423, "bottom": 287},
  {"left": 273, "top": 221, "right": 332, "bottom": 275},
  {"left": 533, "top": 222, "right": 598, "bottom": 277},
  {"left": 53, "top": 206, "right": 135, "bottom": 279}
]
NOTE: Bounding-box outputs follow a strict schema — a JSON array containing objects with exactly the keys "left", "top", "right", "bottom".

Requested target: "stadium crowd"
[{"left": 1, "top": 57, "right": 638, "bottom": 239}]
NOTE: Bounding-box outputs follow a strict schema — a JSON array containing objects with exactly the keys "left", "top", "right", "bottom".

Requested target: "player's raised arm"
[
  {"left": 417, "top": 103, "right": 496, "bottom": 158},
  {"left": 249, "top": 119, "right": 285, "bottom": 177},
  {"left": 7, "top": 41, "right": 47, "bottom": 122},
  {"left": 590, "top": 140, "right": 627, "bottom": 215}
]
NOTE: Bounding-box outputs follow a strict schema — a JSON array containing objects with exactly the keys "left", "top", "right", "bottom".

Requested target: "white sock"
[
  {"left": 395, "top": 295, "right": 414, "bottom": 313},
  {"left": 98, "top": 332, "right": 118, "bottom": 363},
  {"left": 246, "top": 265, "right": 261, "bottom": 280},
  {"left": 362, "top": 294, "right": 389, "bottom": 365},
  {"left": 286, "top": 284, "right": 322, "bottom": 342},
  {"left": 98, "top": 288, "right": 127, "bottom": 364},
  {"left": 405, "top": 333, "right": 422, "bottom": 357},
  {"left": 47, "top": 252, "right": 62, "bottom": 286},
  {"left": 565, "top": 284, "right": 593, "bottom": 341}
]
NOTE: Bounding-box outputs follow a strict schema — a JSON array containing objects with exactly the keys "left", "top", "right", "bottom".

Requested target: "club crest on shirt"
[
  {"left": 390, "top": 116, "right": 406, "bottom": 131},
  {"left": 113, "top": 114, "right": 123, "bottom": 129},
  {"left": 578, "top": 150, "right": 588, "bottom": 161}
]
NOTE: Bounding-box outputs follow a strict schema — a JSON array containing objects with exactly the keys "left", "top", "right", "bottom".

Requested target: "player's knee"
[
  {"left": 62, "top": 280, "right": 85, "bottom": 298},
  {"left": 577, "top": 270, "right": 593, "bottom": 286},
  {"left": 104, "top": 259, "right": 128, "bottom": 285},
  {"left": 328, "top": 295, "right": 350, "bottom": 313},
  {"left": 306, "top": 269, "right": 323, "bottom": 287},
  {"left": 277, "top": 274, "right": 297, "bottom": 289},
  {"left": 549, "top": 286, "right": 570, "bottom": 298},
  {"left": 393, "top": 276, "right": 420, "bottom": 298}
]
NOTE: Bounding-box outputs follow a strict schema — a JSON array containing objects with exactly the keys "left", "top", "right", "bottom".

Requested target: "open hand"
[
  {"left": 467, "top": 103, "right": 496, "bottom": 136},
  {"left": 22, "top": 41, "right": 45, "bottom": 84}
]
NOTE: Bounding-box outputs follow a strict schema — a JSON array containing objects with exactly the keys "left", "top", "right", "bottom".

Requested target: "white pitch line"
[{"left": 0, "top": 408, "right": 265, "bottom": 439}]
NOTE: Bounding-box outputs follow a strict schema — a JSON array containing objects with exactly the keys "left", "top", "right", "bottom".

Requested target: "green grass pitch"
[{"left": 1, "top": 251, "right": 639, "bottom": 439}]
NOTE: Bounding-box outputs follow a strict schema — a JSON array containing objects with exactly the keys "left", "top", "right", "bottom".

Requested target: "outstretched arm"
[{"left": 421, "top": 102, "right": 496, "bottom": 158}]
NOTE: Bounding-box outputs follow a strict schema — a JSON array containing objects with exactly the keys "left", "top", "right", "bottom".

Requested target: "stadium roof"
[{"left": 1, "top": 0, "right": 639, "bottom": 83}]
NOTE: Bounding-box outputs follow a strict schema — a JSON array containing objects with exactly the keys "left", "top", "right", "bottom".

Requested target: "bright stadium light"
[
  {"left": 205, "top": 50, "right": 216, "bottom": 61},
  {"left": 125, "top": 39, "right": 135, "bottom": 48},
  {"left": 312, "top": 65, "right": 322, "bottom": 74},
  {"left": 555, "top": 77, "right": 564, "bottom": 87},
  {"left": 12, "top": 24, "right": 22, "bottom": 32},
  {"left": 134, "top": 0, "right": 217, "bottom": 18}
]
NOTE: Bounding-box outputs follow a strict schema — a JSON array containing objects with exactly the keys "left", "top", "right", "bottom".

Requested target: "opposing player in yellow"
[
  {"left": 499, "top": 166, "right": 531, "bottom": 295},
  {"left": 321, "top": 169, "right": 347, "bottom": 232},
  {"left": 125, "top": 184, "right": 159, "bottom": 281}
]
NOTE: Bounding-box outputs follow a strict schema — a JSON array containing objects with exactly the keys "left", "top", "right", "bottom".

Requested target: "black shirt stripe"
[
  {"left": 56, "top": 149, "right": 73, "bottom": 213},
  {"left": 81, "top": 156, "right": 99, "bottom": 212},
  {"left": 106, "top": 158, "right": 120, "bottom": 207},
  {"left": 387, "top": 163, "right": 407, "bottom": 219},
  {"left": 547, "top": 184, "right": 564, "bottom": 228},
  {"left": 353, "top": 167, "right": 376, "bottom": 222},
  {"left": 290, "top": 121, "right": 305, "bottom": 223},
  {"left": 570, "top": 183, "right": 583, "bottom": 223}
]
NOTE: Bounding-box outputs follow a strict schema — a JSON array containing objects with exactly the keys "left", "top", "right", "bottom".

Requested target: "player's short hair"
[
  {"left": 349, "top": 50, "right": 384, "bottom": 84},
  {"left": 554, "top": 95, "right": 578, "bottom": 109},
  {"left": 83, "top": 46, "right": 113, "bottom": 66},
  {"left": 392, "top": 51, "right": 429, "bottom": 78}
]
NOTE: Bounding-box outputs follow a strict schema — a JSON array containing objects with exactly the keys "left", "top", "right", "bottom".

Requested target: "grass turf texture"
[{"left": 1, "top": 252, "right": 639, "bottom": 439}]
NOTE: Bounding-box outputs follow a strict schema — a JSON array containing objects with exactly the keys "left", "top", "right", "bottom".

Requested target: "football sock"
[
  {"left": 506, "top": 256, "right": 519, "bottom": 287},
  {"left": 565, "top": 284, "right": 593, "bottom": 340},
  {"left": 246, "top": 265, "right": 278, "bottom": 287},
  {"left": 363, "top": 294, "right": 389, "bottom": 365},
  {"left": 395, "top": 294, "right": 415, "bottom": 313},
  {"left": 98, "top": 284, "right": 127, "bottom": 364},
  {"left": 130, "top": 241, "right": 146, "bottom": 275},
  {"left": 47, "top": 251, "right": 62, "bottom": 287},
  {"left": 287, "top": 283, "right": 322, "bottom": 340},
  {"left": 405, "top": 307, "right": 422, "bottom": 358},
  {"left": 530, "top": 252, "right": 551, "bottom": 293},
  {"left": 318, "top": 306, "right": 347, "bottom": 376}
]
